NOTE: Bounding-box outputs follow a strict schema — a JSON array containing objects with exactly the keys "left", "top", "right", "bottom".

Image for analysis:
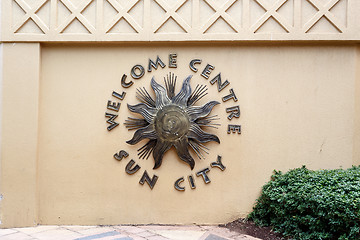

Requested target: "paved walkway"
[{"left": 0, "top": 225, "right": 261, "bottom": 240}]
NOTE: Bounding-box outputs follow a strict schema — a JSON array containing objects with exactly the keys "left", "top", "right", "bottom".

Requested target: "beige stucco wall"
[
  {"left": 0, "top": 0, "right": 360, "bottom": 229},
  {"left": 0, "top": 43, "right": 40, "bottom": 227},
  {"left": 354, "top": 46, "right": 360, "bottom": 166},
  {"left": 33, "top": 44, "right": 357, "bottom": 225}
]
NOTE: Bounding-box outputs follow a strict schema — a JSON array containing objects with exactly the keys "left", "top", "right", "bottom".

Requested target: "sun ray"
[
  {"left": 172, "top": 75, "right": 192, "bottom": 107},
  {"left": 188, "top": 124, "right": 220, "bottom": 143},
  {"left": 151, "top": 77, "right": 171, "bottom": 109},
  {"left": 188, "top": 138, "right": 209, "bottom": 160},
  {"left": 188, "top": 84, "right": 208, "bottom": 106},
  {"left": 153, "top": 140, "right": 172, "bottom": 169},
  {"left": 189, "top": 141, "right": 202, "bottom": 159},
  {"left": 174, "top": 138, "right": 195, "bottom": 170},
  {"left": 195, "top": 115, "right": 221, "bottom": 129},
  {"left": 137, "top": 139, "right": 157, "bottom": 159},
  {"left": 127, "top": 103, "right": 157, "bottom": 123},
  {"left": 164, "top": 72, "right": 177, "bottom": 99},
  {"left": 187, "top": 101, "right": 220, "bottom": 121},
  {"left": 124, "top": 117, "right": 149, "bottom": 130},
  {"left": 136, "top": 87, "right": 156, "bottom": 107},
  {"left": 126, "top": 124, "right": 157, "bottom": 145}
]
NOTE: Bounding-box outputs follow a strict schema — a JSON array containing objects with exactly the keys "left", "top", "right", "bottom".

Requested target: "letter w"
[{"left": 105, "top": 113, "right": 119, "bottom": 131}]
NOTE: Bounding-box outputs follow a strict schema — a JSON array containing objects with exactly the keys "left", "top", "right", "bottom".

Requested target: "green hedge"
[{"left": 248, "top": 166, "right": 360, "bottom": 240}]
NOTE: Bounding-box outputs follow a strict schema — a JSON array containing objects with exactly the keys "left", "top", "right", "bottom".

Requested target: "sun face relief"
[
  {"left": 125, "top": 73, "right": 220, "bottom": 170},
  {"left": 155, "top": 105, "right": 190, "bottom": 141},
  {"left": 106, "top": 54, "right": 241, "bottom": 190}
]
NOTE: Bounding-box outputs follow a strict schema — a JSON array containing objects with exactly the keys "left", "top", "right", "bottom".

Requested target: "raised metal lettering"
[
  {"left": 189, "top": 59, "right": 202, "bottom": 72},
  {"left": 227, "top": 124, "right": 241, "bottom": 134},
  {"left": 211, "top": 155, "right": 226, "bottom": 171},
  {"left": 148, "top": 56, "right": 166, "bottom": 72},
  {"left": 210, "top": 73, "right": 230, "bottom": 92},
  {"left": 169, "top": 53, "right": 177, "bottom": 68},
  {"left": 174, "top": 177, "right": 185, "bottom": 191},
  {"left": 107, "top": 100, "right": 120, "bottom": 112},
  {"left": 188, "top": 175, "right": 196, "bottom": 189},
  {"left": 226, "top": 106, "right": 240, "bottom": 120},
  {"left": 201, "top": 64, "right": 214, "bottom": 79},
  {"left": 196, "top": 168, "right": 211, "bottom": 184},
  {"left": 125, "top": 159, "right": 141, "bottom": 174},
  {"left": 105, "top": 113, "right": 119, "bottom": 131},
  {"left": 114, "top": 150, "right": 129, "bottom": 161},
  {"left": 131, "top": 65, "right": 145, "bottom": 79},
  {"left": 121, "top": 74, "right": 133, "bottom": 88},
  {"left": 112, "top": 91, "right": 126, "bottom": 100},
  {"left": 139, "top": 170, "right": 158, "bottom": 189},
  {"left": 222, "top": 88, "right": 238, "bottom": 102}
]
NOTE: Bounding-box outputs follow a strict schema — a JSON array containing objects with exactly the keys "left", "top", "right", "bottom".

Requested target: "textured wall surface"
[{"left": 35, "top": 44, "right": 358, "bottom": 225}]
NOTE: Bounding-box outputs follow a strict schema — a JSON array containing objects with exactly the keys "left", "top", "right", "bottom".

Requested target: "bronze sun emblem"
[{"left": 125, "top": 73, "right": 220, "bottom": 170}]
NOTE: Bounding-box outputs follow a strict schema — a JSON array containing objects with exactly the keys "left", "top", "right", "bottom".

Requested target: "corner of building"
[{"left": 354, "top": 46, "right": 360, "bottom": 166}]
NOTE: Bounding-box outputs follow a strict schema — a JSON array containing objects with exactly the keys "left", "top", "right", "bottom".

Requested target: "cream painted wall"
[
  {"left": 34, "top": 44, "right": 358, "bottom": 225},
  {"left": 0, "top": 43, "right": 40, "bottom": 227},
  {"left": 354, "top": 46, "right": 360, "bottom": 166}
]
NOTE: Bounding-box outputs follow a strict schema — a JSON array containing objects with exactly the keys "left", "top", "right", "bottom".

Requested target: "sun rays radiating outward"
[{"left": 125, "top": 73, "right": 220, "bottom": 170}]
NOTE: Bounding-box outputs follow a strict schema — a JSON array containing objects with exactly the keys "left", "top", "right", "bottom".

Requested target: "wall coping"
[{"left": 1, "top": 0, "right": 360, "bottom": 43}]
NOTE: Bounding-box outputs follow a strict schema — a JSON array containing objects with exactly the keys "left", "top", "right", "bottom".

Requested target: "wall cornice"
[{"left": 1, "top": 0, "right": 360, "bottom": 42}]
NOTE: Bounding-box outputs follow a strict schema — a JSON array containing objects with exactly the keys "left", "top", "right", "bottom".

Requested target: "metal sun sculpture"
[{"left": 125, "top": 73, "right": 220, "bottom": 170}]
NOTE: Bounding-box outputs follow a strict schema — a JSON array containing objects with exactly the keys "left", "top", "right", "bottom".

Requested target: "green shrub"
[{"left": 248, "top": 166, "right": 360, "bottom": 240}]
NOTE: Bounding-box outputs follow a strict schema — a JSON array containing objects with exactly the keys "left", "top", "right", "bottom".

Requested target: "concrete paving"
[{"left": 0, "top": 225, "right": 261, "bottom": 240}]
